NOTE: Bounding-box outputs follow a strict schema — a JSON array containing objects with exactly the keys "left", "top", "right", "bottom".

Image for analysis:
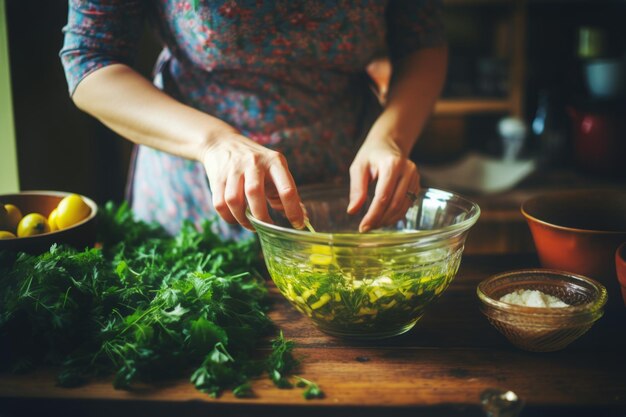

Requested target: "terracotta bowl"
[
  {"left": 616, "top": 242, "right": 626, "bottom": 306},
  {"left": 521, "top": 189, "right": 626, "bottom": 306},
  {"left": 0, "top": 191, "right": 98, "bottom": 254}
]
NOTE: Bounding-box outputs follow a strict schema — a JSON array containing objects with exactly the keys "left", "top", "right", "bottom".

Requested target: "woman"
[{"left": 60, "top": 0, "right": 447, "bottom": 238}]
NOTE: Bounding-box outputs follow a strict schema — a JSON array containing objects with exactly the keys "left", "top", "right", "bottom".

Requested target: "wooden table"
[{"left": 1, "top": 254, "right": 625, "bottom": 417}]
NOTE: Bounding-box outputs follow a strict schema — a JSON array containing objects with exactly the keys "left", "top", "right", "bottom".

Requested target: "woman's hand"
[
  {"left": 202, "top": 132, "right": 305, "bottom": 231},
  {"left": 347, "top": 134, "right": 419, "bottom": 233},
  {"left": 71, "top": 65, "right": 305, "bottom": 232},
  {"left": 349, "top": 46, "right": 448, "bottom": 233}
]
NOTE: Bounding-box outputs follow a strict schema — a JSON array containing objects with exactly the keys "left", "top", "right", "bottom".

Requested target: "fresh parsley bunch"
[{"left": 0, "top": 202, "right": 320, "bottom": 398}]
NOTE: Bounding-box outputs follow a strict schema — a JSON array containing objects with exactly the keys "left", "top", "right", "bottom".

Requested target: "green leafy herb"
[
  {"left": 266, "top": 331, "right": 298, "bottom": 388},
  {"left": 0, "top": 202, "right": 319, "bottom": 398},
  {"left": 264, "top": 246, "right": 457, "bottom": 336},
  {"left": 232, "top": 382, "right": 254, "bottom": 398},
  {"left": 295, "top": 376, "right": 324, "bottom": 399}
]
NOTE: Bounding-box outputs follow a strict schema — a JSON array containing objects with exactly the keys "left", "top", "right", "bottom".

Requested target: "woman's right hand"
[
  {"left": 201, "top": 132, "right": 305, "bottom": 231},
  {"left": 69, "top": 64, "right": 304, "bottom": 231}
]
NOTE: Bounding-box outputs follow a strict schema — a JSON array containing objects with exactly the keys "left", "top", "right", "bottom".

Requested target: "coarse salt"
[{"left": 499, "top": 289, "right": 570, "bottom": 308}]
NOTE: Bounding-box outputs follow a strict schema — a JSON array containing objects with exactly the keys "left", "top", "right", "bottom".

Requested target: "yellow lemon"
[
  {"left": 56, "top": 194, "right": 90, "bottom": 229},
  {"left": 0, "top": 230, "right": 16, "bottom": 239},
  {"left": 0, "top": 205, "right": 7, "bottom": 231},
  {"left": 17, "top": 213, "right": 51, "bottom": 237},
  {"left": 48, "top": 208, "right": 59, "bottom": 231},
  {"left": 4, "top": 204, "right": 23, "bottom": 234}
]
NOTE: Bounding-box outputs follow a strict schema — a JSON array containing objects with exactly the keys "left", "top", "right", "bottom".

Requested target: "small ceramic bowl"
[
  {"left": 0, "top": 191, "right": 98, "bottom": 254},
  {"left": 616, "top": 242, "right": 626, "bottom": 306},
  {"left": 521, "top": 189, "right": 626, "bottom": 303},
  {"left": 477, "top": 269, "right": 607, "bottom": 352}
]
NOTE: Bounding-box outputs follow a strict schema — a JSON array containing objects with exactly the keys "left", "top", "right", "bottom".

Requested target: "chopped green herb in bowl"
[{"left": 248, "top": 187, "right": 480, "bottom": 339}]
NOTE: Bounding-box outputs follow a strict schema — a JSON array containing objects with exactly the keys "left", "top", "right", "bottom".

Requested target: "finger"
[
  {"left": 265, "top": 182, "right": 285, "bottom": 212},
  {"left": 209, "top": 171, "right": 237, "bottom": 224},
  {"left": 379, "top": 161, "right": 419, "bottom": 226},
  {"left": 211, "top": 186, "right": 237, "bottom": 224},
  {"left": 268, "top": 154, "right": 304, "bottom": 229},
  {"left": 359, "top": 161, "right": 401, "bottom": 233},
  {"left": 347, "top": 161, "right": 371, "bottom": 214},
  {"left": 224, "top": 172, "right": 254, "bottom": 230},
  {"left": 244, "top": 168, "right": 272, "bottom": 224},
  {"left": 397, "top": 171, "right": 421, "bottom": 223},
  {"left": 385, "top": 165, "right": 420, "bottom": 226}
]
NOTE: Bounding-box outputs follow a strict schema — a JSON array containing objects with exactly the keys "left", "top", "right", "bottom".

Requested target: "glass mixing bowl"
[{"left": 247, "top": 186, "right": 480, "bottom": 339}]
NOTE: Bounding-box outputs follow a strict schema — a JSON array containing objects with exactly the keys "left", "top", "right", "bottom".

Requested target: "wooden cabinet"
[
  {"left": 365, "top": 0, "right": 529, "bottom": 163},
  {"left": 439, "top": 0, "right": 527, "bottom": 117},
  {"left": 366, "top": 0, "right": 527, "bottom": 117},
  {"left": 414, "top": 0, "right": 529, "bottom": 166}
]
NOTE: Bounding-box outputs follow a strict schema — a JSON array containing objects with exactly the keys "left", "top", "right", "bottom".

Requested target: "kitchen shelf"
[{"left": 434, "top": 98, "right": 513, "bottom": 115}]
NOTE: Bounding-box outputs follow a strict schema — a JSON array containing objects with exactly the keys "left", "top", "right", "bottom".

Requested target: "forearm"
[
  {"left": 72, "top": 64, "right": 238, "bottom": 161},
  {"left": 367, "top": 46, "right": 448, "bottom": 156},
  {"left": 73, "top": 63, "right": 304, "bottom": 230}
]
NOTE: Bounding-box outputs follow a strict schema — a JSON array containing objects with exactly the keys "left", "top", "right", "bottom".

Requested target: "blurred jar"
[
  {"left": 531, "top": 91, "right": 570, "bottom": 167},
  {"left": 577, "top": 26, "right": 607, "bottom": 59},
  {"left": 576, "top": 26, "right": 625, "bottom": 100},
  {"left": 567, "top": 102, "right": 626, "bottom": 178},
  {"left": 584, "top": 58, "right": 625, "bottom": 100}
]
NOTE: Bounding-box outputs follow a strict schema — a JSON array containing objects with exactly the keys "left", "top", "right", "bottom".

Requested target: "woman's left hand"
[
  {"left": 348, "top": 47, "right": 447, "bottom": 232},
  {"left": 347, "top": 134, "right": 420, "bottom": 233}
]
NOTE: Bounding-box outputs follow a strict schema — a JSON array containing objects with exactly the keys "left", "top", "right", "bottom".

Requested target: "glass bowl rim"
[
  {"left": 246, "top": 187, "right": 481, "bottom": 245},
  {"left": 476, "top": 268, "right": 608, "bottom": 317}
]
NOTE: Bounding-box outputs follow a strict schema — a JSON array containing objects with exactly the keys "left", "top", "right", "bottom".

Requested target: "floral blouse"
[{"left": 61, "top": 0, "right": 444, "bottom": 238}]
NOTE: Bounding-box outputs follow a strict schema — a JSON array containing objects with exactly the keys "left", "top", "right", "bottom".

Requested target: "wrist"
[
  {"left": 364, "top": 118, "right": 413, "bottom": 158},
  {"left": 198, "top": 123, "right": 241, "bottom": 164}
]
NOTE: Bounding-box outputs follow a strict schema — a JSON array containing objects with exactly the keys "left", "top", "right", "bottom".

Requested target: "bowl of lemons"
[{"left": 0, "top": 191, "right": 97, "bottom": 253}]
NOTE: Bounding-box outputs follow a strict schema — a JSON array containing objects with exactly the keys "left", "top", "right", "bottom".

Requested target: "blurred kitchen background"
[{"left": 2, "top": 0, "right": 626, "bottom": 252}]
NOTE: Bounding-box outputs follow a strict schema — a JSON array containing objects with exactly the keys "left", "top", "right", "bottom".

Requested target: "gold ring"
[{"left": 406, "top": 191, "right": 418, "bottom": 202}]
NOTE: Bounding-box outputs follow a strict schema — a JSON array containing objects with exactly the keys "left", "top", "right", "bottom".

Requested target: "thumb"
[{"left": 347, "top": 162, "right": 370, "bottom": 214}]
